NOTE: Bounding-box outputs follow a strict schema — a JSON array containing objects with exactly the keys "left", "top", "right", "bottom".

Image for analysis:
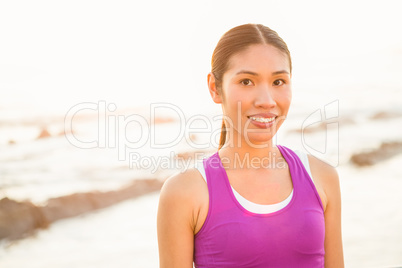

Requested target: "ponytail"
[{"left": 218, "top": 119, "right": 226, "bottom": 150}]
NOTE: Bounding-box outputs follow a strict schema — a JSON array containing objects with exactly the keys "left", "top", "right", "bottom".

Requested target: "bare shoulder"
[
  {"left": 160, "top": 168, "right": 208, "bottom": 199},
  {"left": 307, "top": 155, "right": 340, "bottom": 186},
  {"left": 307, "top": 154, "right": 341, "bottom": 209},
  {"left": 159, "top": 167, "right": 209, "bottom": 215},
  {"left": 158, "top": 167, "right": 209, "bottom": 235}
]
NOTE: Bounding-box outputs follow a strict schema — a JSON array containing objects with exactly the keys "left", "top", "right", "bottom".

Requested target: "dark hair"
[{"left": 211, "top": 24, "right": 292, "bottom": 150}]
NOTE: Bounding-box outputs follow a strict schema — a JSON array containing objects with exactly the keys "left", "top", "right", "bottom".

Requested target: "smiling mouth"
[{"left": 247, "top": 116, "right": 276, "bottom": 123}]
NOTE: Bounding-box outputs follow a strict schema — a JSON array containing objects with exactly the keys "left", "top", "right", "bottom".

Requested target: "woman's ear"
[{"left": 207, "top": 72, "right": 223, "bottom": 104}]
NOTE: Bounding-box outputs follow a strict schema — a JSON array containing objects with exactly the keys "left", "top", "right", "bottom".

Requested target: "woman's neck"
[{"left": 218, "top": 134, "right": 281, "bottom": 171}]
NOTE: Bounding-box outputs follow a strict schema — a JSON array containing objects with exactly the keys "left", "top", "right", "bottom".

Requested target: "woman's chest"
[{"left": 226, "top": 167, "right": 293, "bottom": 205}]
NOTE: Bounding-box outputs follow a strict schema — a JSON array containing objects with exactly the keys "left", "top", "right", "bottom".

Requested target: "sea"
[{"left": 1, "top": 1, "right": 402, "bottom": 267}]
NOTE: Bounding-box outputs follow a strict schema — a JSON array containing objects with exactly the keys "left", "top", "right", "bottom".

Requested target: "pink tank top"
[{"left": 193, "top": 145, "right": 325, "bottom": 267}]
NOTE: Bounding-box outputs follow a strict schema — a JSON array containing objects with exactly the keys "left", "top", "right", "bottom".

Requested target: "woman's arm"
[
  {"left": 157, "top": 169, "right": 206, "bottom": 268},
  {"left": 309, "top": 156, "right": 345, "bottom": 267}
]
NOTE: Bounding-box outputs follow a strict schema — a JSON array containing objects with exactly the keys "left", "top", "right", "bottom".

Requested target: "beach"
[
  {"left": 0, "top": 193, "right": 161, "bottom": 268},
  {"left": 1, "top": 1, "right": 402, "bottom": 267},
  {"left": 1, "top": 157, "right": 402, "bottom": 267},
  {"left": 1, "top": 110, "right": 402, "bottom": 267}
]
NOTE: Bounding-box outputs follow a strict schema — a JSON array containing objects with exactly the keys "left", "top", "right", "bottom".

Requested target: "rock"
[
  {"left": 57, "top": 128, "right": 74, "bottom": 136},
  {"left": 289, "top": 117, "right": 355, "bottom": 134},
  {"left": 0, "top": 178, "right": 164, "bottom": 241},
  {"left": 42, "top": 192, "right": 99, "bottom": 222},
  {"left": 152, "top": 117, "right": 175, "bottom": 124},
  {"left": 0, "top": 198, "right": 49, "bottom": 240},
  {"left": 370, "top": 111, "right": 402, "bottom": 120},
  {"left": 189, "top": 134, "right": 197, "bottom": 142},
  {"left": 350, "top": 141, "right": 402, "bottom": 166},
  {"left": 37, "top": 128, "right": 51, "bottom": 139}
]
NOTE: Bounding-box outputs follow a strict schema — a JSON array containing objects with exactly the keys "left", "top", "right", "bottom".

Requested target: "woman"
[{"left": 157, "top": 23, "right": 344, "bottom": 267}]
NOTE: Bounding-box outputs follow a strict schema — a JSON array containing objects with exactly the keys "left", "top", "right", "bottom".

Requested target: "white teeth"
[{"left": 249, "top": 116, "right": 275, "bottom": 123}]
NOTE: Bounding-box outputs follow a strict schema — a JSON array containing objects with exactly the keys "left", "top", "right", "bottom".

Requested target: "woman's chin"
[{"left": 243, "top": 134, "right": 276, "bottom": 147}]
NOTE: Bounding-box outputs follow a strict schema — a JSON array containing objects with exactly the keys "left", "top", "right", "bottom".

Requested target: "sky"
[{"left": 1, "top": 0, "right": 402, "bottom": 118}]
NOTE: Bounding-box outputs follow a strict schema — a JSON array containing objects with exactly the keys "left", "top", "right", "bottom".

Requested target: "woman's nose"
[{"left": 254, "top": 85, "right": 276, "bottom": 109}]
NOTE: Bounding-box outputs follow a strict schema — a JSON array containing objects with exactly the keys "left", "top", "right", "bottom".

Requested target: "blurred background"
[{"left": 1, "top": 0, "right": 402, "bottom": 267}]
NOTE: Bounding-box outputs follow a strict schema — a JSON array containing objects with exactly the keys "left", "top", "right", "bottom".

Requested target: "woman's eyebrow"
[
  {"left": 235, "top": 70, "right": 290, "bottom": 76},
  {"left": 235, "top": 70, "right": 258, "bottom": 76},
  {"left": 272, "top": 70, "right": 290, "bottom": 75}
]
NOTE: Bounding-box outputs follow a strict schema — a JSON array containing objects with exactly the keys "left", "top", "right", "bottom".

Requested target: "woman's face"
[{"left": 218, "top": 44, "right": 292, "bottom": 147}]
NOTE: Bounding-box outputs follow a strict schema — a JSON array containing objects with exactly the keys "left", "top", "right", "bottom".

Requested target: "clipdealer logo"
[
  {"left": 301, "top": 100, "right": 339, "bottom": 167},
  {"left": 64, "top": 101, "right": 223, "bottom": 162},
  {"left": 64, "top": 100, "right": 340, "bottom": 170}
]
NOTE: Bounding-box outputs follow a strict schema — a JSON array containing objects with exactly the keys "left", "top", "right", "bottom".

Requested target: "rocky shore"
[
  {"left": 0, "top": 178, "right": 163, "bottom": 241},
  {"left": 350, "top": 141, "right": 402, "bottom": 166}
]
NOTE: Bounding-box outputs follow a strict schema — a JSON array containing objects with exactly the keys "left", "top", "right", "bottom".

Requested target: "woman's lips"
[
  {"left": 247, "top": 112, "right": 277, "bottom": 119},
  {"left": 247, "top": 115, "right": 277, "bottom": 128}
]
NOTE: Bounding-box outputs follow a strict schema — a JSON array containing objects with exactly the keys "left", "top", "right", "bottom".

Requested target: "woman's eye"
[
  {"left": 240, "top": 79, "right": 253, "bottom": 86},
  {"left": 273, "top": 79, "right": 285, "bottom": 86}
]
